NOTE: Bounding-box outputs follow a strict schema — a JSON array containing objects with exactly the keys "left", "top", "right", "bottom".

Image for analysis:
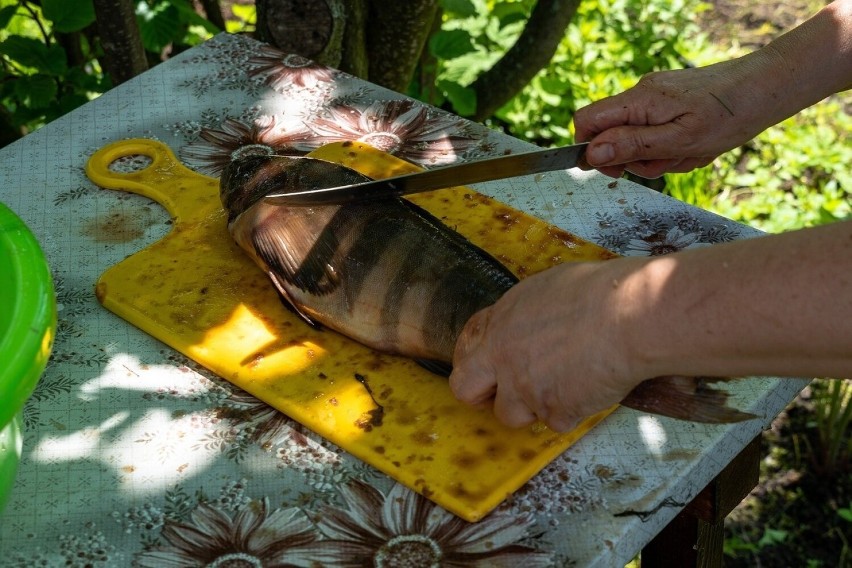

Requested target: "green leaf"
[
  {"left": 170, "top": 0, "right": 220, "bottom": 34},
  {"left": 757, "top": 528, "right": 788, "bottom": 548},
  {"left": 0, "top": 5, "right": 18, "bottom": 30},
  {"left": 137, "top": 1, "right": 181, "bottom": 53},
  {"left": 839, "top": 507, "right": 852, "bottom": 522},
  {"left": 0, "top": 36, "right": 47, "bottom": 68},
  {"left": 64, "top": 66, "right": 105, "bottom": 93},
  {"left": 229, "top": 4, "right": 256, "bottom": 26},
  {"left": 439, "top": 81, "right": 476, "bottom": 116},
  {"left": 58, "top": 92, "right": 90, "bottom": 114},
  {"left": 0, "top": 37, "right": 67, "bottom": 75},
  {"left": 42, "top": 0, "right": 95, "bottom": 33},
  {"left": 492, "top": 2, "right": 529, "bottom": 27},
  {"left": 440, "top": 0, "right": 477, "bottom": 18},
  {"left": 429, "top": 29, "right": 476, "bottom": 60},
  {"left": 15, "top": 74, "right": 58, "bottom": 109}
]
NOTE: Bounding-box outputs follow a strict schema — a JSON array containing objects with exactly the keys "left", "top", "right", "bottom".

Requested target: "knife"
[{"left": 263, "top": 142, "right": 589, "bottom": 205}]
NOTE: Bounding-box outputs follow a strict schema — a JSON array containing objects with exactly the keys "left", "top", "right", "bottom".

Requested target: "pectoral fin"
[
  {"left": 267, "top": 271, "right": 324, "bottom": 330},
  {"left": 250, "top": 214, "right": 342, "bottom": 296}
]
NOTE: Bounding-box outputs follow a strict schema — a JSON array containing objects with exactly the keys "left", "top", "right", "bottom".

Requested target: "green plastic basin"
[{"left": 0, "top": 201, "right": 56, "bottom": 513}]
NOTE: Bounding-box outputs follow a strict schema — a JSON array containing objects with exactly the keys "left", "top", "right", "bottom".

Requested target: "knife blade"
[{"left": 263, "top": 142, "right": 589, "bottom": 205}]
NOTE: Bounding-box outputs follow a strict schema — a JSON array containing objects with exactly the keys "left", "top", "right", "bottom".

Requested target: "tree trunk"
[
  {"left": 417, "top": 8, "right": 444, "bottom": 107},
  {"left": 340, "top": 0, "right": 368, "bottom": 78},
  {"left": 364, "top": 0, "right": 439, "bottom": 93},
  {"left": 199, "top": 0, "right": 227, "bottom": 31},
  {"left": 92, "top": 0, "right": 148, "bottom": 85},
  {"left": 253, "top": 0, "right": 579, "bottom": 122},
  {"left": 255, "top": 0, "right": 344, "bottom": 66},
  {"left": 254, "top": 0, "right": 438, "bottom": 91},
  {"left": 470, "top": 0, "right": 581, "bottom": 121}
]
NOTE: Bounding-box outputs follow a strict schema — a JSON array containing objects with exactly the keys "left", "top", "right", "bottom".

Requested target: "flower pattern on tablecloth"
[
  {"left": 292, "top": 480, "right": 552, "bottom": 567},
  {"left": 248, "top": 45, "right": 340, "bottom": 90},
  {"left": 292, "top": 99, "right": 483, "bottom": 165},
  {"left": 135, "top": 497, "right": 317, "bottom": 567},
  {"left": 593, "top": 203, "right": 742, "bottom": 255},
  {"left": 121, "top": 479, "right": 551, "bottom": 567},
  {"left": 180, "top": 115, "right": 311, "bottom": 175}
]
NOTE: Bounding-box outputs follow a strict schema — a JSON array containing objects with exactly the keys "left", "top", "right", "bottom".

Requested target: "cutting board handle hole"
[{"left": 108, "top": 154, "right": 154, "bottom": 174}]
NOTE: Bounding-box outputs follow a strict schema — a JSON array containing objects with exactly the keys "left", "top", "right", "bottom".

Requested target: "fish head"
[{"left": 219, "top": 147, "right": 372, "bottom": 220}]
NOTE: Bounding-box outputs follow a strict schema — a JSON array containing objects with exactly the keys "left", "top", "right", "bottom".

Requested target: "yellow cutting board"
[{"left": 86, "top": 138, "right": 618, "bottom": 522}]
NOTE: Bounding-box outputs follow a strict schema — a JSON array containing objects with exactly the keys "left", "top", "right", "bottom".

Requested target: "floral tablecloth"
[{"left": 0, "top": 33, "right": 807, "bottom": 567}]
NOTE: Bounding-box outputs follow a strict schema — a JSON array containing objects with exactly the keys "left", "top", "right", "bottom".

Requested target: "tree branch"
[
  {"left": 469, "top": 0, "right": 580, "bottom": 121},
  {"left": 92, "top": 0, "right": 148, "bottom": 85}
]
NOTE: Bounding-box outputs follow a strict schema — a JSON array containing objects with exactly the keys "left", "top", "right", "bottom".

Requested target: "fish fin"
[
  {"left": 251, "top": 217, "right": 341, "bottom": 296},
  {"left": 278, "top": 282, "right": 325, "bottom": 331},
  {"left": 415, "top": 359, "right": 453, "bottom": 377},
  {"left": 620, "top": 376, "right": 757, "bottom": 424},
  {"left": 268, "top": 271, "right": 324, "bottom": 330}
]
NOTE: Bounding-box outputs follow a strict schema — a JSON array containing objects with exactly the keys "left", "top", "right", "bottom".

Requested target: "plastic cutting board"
[{"left": 86, "top": 138, "right": 618, "bottom": 521}]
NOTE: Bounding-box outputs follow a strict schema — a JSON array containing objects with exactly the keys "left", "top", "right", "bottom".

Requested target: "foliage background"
[{"left": 1, "top": 0, "right": 849, "bottom": 565}]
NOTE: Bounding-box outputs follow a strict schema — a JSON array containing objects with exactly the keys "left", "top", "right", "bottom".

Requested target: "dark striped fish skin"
[
  {"left": 220, "top": 151, "right": 518, "bottom": 366},
  {"left": 220, "top": 151, "right": 755, "bottom": 425}
]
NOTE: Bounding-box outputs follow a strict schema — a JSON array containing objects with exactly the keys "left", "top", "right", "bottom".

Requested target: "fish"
[{"left": 219, "top": 147, "right": 755, "bottom": 424}]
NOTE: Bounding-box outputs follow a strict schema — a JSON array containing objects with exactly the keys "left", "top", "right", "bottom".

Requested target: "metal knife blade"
[{"left": 263, "top": 142, "right": 589, "bottom": 205}]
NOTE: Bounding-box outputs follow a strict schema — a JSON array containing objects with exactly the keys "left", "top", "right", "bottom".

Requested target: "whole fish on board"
[{"left": 219, "top": 148, "right": 755, "bottom": 424}]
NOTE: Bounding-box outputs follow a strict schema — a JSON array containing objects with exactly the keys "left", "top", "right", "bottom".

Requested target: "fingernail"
[
  {"left": 548, "top": 417, "right": 580, "bottom": 433},
  {"left": 587, "top": 143, "right": 615, "bottom": 165}
]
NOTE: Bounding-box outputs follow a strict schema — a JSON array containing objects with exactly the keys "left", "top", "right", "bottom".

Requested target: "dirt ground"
[{"left": 699, "top": 0, "right": 824, "bottom": 47}]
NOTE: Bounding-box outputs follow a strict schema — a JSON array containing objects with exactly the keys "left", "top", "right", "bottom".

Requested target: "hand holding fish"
[
  {"left": 450, "top": 221, "right": 852, "bottom": 432},
  {"left": 449, "top": 259, "right": 642, "bottom": 432},
  {"left": 574, "top": 0, "right": 852, "bottom": 179}
]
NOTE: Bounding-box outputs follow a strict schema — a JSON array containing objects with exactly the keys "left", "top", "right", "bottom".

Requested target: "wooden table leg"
[{"left": 641, "top": 435, "right": 761, "bottom": 567}]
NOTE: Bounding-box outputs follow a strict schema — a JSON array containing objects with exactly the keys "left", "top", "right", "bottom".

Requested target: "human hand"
[
  {"left": 573, "top": 57, "right": 771, "bottom": 179},
  {"left": 449, "top": 259, "right": 650, "bottom": 432},
  {"left": 573, "top": 0, "right": 852, "bottom": 179}
]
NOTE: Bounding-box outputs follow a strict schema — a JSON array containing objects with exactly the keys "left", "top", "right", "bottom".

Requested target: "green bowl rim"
[{"left": 0, "top": 202, "right": 56, "bottom": 430}]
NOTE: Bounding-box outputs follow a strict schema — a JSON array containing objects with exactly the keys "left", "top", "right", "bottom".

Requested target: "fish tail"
[{"left": 620, "top": 376, "right": 757, "bottom": 423}]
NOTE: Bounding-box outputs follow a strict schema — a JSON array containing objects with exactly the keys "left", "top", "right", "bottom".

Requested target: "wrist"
[
  {"left": 744, "top": 1, "right": 852, "bottom": 123},
  {"left": 710, "top": 50, "right": 794, "bottom": 142},
  {"left": 607, "top": 255, "right": 677, "bottom": 383}
]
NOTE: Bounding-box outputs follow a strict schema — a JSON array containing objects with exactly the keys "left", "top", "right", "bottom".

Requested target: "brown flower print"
[
  {"left": 219, "top": 390, "right": 298, "bottom": 450},
  {"left": 248, "top": 46, "right": 339, "bottom": 90},
  {"left": 624, "top": 226, "right": 707, "bottom": 256},
  {"left": 181, "top": 116, "right": 312, "bottom": 175},
  {"left": 135, "top": 498, "right": 317, "bottom": 567},
  {"left": 287, "top": 480, "right": 552, "bottom": 567},
  {"left": 297, "top": 99, "right": 483, "bottom": 166}
]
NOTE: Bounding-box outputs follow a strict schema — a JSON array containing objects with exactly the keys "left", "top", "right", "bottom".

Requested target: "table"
[{"left": 0, "top": 33, "right": 807, "bottom": 566}]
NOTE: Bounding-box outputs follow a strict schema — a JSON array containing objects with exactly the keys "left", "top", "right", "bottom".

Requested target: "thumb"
[{"left": 585, "top": 123, "right": 690, "bottom": 167}]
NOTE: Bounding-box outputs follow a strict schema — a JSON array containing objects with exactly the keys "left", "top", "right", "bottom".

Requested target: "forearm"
[
  {"left": 623, "top": 220, "right": 852, "bottom": 380},
  {"left": 735, "top": 0, "right": 852, "bottom": 130}
]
